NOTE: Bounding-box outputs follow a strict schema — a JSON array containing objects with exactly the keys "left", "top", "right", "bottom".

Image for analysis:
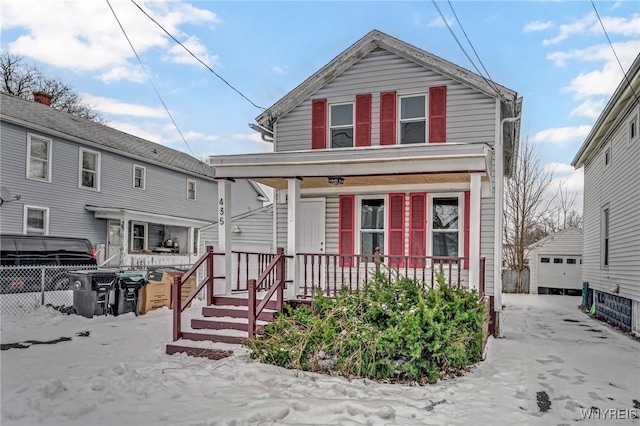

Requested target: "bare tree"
[
  {"left": 543, "top": 182, "right": 582, "bottom": 233},
  {"left": 503, "top": 138, "right": 554, "bottom": 293},
  {"left": 0, "top": 53, "right": 104, "bottom": 123}
]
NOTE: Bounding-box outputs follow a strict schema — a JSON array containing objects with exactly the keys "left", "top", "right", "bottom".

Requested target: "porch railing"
[
  {"left": 172, "top": 246, "right": 225, "bottom": 341},
  {"left": 247, "top": 247, "right": 287, "bottom": 338}
]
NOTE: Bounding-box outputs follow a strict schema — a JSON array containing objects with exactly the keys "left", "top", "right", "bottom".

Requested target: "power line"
[
  {"left": 130, "top": 0, "right": 266, "bottom": 111},
  {"left": 430, "top": 0, "right": 506, "bottom": 101},
  {"left": 591, "top": 0, "right": 640, "bottom": 104},
  {"left": 106, "top": 0, "right": 195, "bottom": 157}
]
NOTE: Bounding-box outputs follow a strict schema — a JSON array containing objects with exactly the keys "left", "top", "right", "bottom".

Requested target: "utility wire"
[
  {"left": 430, "top": 0, "right": 506, "bottom": 101},
  {"left": 591, "top": 0, "right": 640, "bottom": 104},
  {"left": 106, "top": 0, "right": 195, "bottom": 157},
  {"left": 130, "top": 0, "right": 266, "bottom": 111}
]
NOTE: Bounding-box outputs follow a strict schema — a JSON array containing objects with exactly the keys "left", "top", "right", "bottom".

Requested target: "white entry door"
[
  {"left": 106, "top": 220, "right": 122, "bottom": 266},
  {"left": 299, "top": 198, "right": 325, "bottom": 254}
]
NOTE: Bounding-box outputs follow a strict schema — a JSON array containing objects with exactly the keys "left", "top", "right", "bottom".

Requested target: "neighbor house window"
[
  {"left": 540, "top": 257, "right": 550, "bottom": 263},
  {"left": 23, "top": 205, "right": 49, "bottom": 235},
  {"left": 399, "top": 94, "right": 426, "bottom": 144},
  {"left": 359, "top": 198, "right": 385, "bottom": 257},
  {"left": 630, "top": 115, "right": 638, "bottom": 141},
  {"left": 431, "top": 197, "right": 459, "bottom": 257},
  {"left": 186, "top": 179, "right": 196, "bottom": 201},
  {"left": 602, "top": 207, "right": 609, "bottom": 268},
  {"left": 26, "top": 133, "right": 52, "bottom": 182},
  {"left": 131, "top": 222, "right": 147, "bottom": 251},
  {"left": 133, "top": 165, "right": 146, "bottom": 190},
  {"left": 604, "top": 147, "right": 611, "bottom": 166},
  {"left": 79, "top": 148, "right": 100, "bottom": 190},
  {"left": 329, "top": 103, "right": 354, "bottom": 148}
]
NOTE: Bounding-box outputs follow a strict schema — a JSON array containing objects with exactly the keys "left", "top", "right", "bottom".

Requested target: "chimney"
[{"left": 33, "top": 91, "right": 52, "bottom": 106}]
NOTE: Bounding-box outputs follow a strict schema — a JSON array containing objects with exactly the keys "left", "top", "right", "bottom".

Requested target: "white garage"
[{"left": 528, "top": 227, "right": 583, "bottom": 295}]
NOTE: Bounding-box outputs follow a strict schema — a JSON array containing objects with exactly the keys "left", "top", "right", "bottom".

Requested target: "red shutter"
[
  {"left": 355, "top": 94, "right": 372, "bottom": 147},
  {"left": 409, "top": 193, "right": 427, "bottom": 268},
  {"left": 379, "top": 91, "right": 396, "bottom": 145},
  {"left": 464, "top": 191, "right": 470, "bottom": 269},
  {"left": 388, "top": 193, "right": 405, "bottom": 267},
  {"left": 429, "top": 86, "right": 447, "bottom": 143},
  {"left": 312, "top": 99, "right": 327, "bottom": 150},
  {"left": 339, "top": 195, "right": 355, "bottom": 267}
]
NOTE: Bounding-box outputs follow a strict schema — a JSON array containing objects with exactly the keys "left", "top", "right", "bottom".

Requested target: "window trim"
[
  {"left": 26, "top": 133, "right": 52, "bottom": 182},
  {"left": 398, "top": 93, "right": 428, "bottom": 144},
  {"left": 428, "top": 193, "right": 464, "bottom": 258},
  {"left": 130, "top": 222, "right": 148, "bottom": 251},
  {"left": 133, "top": 164, "right": 146, "bottom": 190},
  {"left": 78, "top": 147, "right": 101, "bottom": 191},
  {"left": 328, "top": 101, "right": 355, "bottom": 149},
  {"left": 355, "top": 195, "right": 388, "bottom": 257},
  {"left": 602, "top": 206, "right": 609, "bottom": 269},
  {"left": 186, "top": 179, "right": 197, "bottom": 201},
  {"left": 604, "top": 146, "right": 611, "bottom": 167},
  {"left": 23, "top": 205, "right": 50, "bottom": 235}
]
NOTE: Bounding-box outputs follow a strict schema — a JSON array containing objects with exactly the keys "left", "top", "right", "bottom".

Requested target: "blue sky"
[{"left": 2, "top": 0, "right": 639, "bottom": 207}]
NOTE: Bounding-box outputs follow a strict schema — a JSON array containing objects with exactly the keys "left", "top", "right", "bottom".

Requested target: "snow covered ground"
[{"left": 1, "top": 295, "right": 638, "bottom": 425}]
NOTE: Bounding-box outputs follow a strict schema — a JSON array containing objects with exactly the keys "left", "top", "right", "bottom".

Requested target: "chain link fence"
[{"left": 0, "top": 264, "right": 193, "bottom": 316}]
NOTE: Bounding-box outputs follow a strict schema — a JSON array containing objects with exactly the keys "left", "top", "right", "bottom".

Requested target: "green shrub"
[{"left": 245, "top": 270, "right": 487, "bottom": 384}]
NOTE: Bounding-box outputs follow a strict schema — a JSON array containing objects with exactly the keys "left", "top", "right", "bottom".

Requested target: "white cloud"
[
  {"left": 80, "top": 94, "right": 166, "bottom": 118},
  {"left": 548, "top": 167, "right": 584, "bottom": 210},
  {"left": 532, "top": 126, "right": 592, "bottom": 146},
  {"left": 543, "top": 12, "right": 597, "bottom": 45},
  {"left": 0, "top": 0, "right": 218, "bottom": 82},
  {"left": 547, "top": 40, "right": 639, "bottom": 67},
  {"left": 183, "top": 131, "right": 219, "bottom": 142},
  {"left": 543, "top": 162, "right": 575, "bottom": 174},
  {"left": 272, "top": 65, "right": 289, "bottom": 75},
  {"left": 100, "top": 66, "right": 147, "bottom": 83},
  {"left": 522, "top": 21, "right": 554, "bottom": 33},
  {"left": 427, "top": 15, "right": 453, "bottom": 28},
  {"left": 233, "top": 133, "right": 263, "bottom": 143},
  {"left": 570, "top": 99, "right": 606, "bottom": 120},
  {"left": 164, "top": 35, "right": 220, "bottom": 68},
  {"left": 542, "top": 12, "right": 640, "bottom": 46},
  {"left": 107, "top": 120, "right": 164, "bottom": 144}
]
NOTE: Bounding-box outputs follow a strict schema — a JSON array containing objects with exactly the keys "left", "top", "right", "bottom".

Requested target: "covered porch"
[{"left": 209, "top": 143, "right": 493, "bottom": 298}]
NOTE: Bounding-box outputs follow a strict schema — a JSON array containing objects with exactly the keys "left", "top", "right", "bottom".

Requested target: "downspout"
[{"left": 495, "top": 101, "right": 521, "bottom": 338}]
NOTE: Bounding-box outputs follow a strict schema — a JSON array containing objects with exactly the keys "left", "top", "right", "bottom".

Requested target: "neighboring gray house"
[
  {"left": 527, "top": 227, "right": 583, "bottom": 295},
  {"left": 0, "top": 91, "right": 267, "bottom": 267},
  {"left": 571, "top": 53, "right": 640, "bottom": 335},
  {"left": 208, "top": 30, "right": 522, "bottom": 333}
]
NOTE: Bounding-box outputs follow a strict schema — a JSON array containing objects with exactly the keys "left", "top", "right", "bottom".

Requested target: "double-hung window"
[
  {"left": 329, "top": 103, "right": 354, "bottom": 148},
  {"left": 133, "top": 165, "right": 146, "bottom": 190},
  {"left": 602, "top": 207, "right": 609, "bottom": 268},
  {"left": 79, "top": 148, "right": 100, "bottom": 190},
  {"left": 131, "top": 222, "right": 147, "bottom": 251},
  {"left": 359, "top": 198, "right": 385, "bottom": 257},
  {"left": 399, "top": 95, "right": 426, "bottom": 144},
  {"left": 187, "top": 179, "right": 197, "bottom": 201},
  {"left": 431, "top": 197, "right": 460, "bottom": 257},
  {"left": 27, "top": 134, "right": 52, "bottom": 182},
  {"left": 23, "top": 205, "right": 49, "bottom": 235}
]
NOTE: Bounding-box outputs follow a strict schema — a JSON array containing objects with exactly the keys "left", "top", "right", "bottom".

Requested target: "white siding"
[
  {"left": 582, "top": 105, "right": 640, "bottom": 302},
  {"left": 274, "top": 48, "right": 496, "bottom": 152},
  {"left": 528, "top": 228, "right": 583, "bottom": 294}
]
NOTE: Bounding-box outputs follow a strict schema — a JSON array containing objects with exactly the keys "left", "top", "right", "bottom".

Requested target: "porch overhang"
[
  {"left": 85, "top": 205, "right": 210, "bottom": 228},
  {"left": 210, "top": 143, "right": 492, "bottom": 190}
]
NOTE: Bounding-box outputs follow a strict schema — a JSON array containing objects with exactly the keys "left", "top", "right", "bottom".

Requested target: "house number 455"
[{"left": 219, "top": 198, "right": 224, "bottom": 225}]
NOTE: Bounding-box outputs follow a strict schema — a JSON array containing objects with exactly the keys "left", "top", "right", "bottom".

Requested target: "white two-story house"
[{"left": 208, "top": 30, "right": 522, "bottom": 335}]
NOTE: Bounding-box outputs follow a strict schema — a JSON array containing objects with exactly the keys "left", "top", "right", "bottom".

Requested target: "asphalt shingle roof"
[{"left": 0, "top": 91, "right": 216, "bottom": 179}]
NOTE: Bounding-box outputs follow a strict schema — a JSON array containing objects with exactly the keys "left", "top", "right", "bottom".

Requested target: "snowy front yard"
[{"left": 1, "top": 296, "right": 638, "bottom": 425}]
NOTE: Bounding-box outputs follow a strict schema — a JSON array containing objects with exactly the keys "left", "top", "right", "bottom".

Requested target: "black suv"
[{"left": 1, "top": 235, "right": 97, "bottom": 292}]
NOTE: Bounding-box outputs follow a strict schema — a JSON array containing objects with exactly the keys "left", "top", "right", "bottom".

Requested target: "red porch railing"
[
  {"left": 172, "top": 245, "right": 225, "bottom": 341},
  {"left": 247, "top": 247, "right": 287, "bottom": 338}
]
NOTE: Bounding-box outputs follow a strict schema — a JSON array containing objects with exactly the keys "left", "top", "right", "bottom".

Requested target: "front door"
[
  {"left": 107, "top": 220, "right": 122, "bottom": 266},
  {"left": 298, "top": 198, "right": 326, "bottom": 291}
]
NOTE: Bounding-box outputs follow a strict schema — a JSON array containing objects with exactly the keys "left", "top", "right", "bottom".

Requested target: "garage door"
[{"left": 537, "top": 254, "right": 582, "bottom": 290}]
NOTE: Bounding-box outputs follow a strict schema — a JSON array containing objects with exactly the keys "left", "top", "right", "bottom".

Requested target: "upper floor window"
[
  {"left": 133, "top": 165, "right": 146, "bottom": 190},
  {"left": 186, "top": 179, "right": 196, "bottom": 201},
  {"left": 23, "top": 205, "right": 49, "bottom": 235},
  {"left": 399, "top": 95, "right": 426, "bottom": 144},
  {"left": 330, "top": 103, "right": 354, "bottom": 148},
  {"left": 431, "top": 196, "right": 460, "bottom": 257},
  {"left": 604, "top": 147, "right": 611, "bottom": 166},
  {"left": 602, "top": 207, "right": 609, "bottom": 268},
  {"left": 79, "top": 148, "right": 101, "bottom": 191},
  {"left": 26, "top": 133, "right": 52, "bottom": 182},
  {"left": 630, "top": 114, "right": 638, "bottom": 142}
]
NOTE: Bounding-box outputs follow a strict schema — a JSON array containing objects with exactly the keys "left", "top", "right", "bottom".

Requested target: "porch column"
[
  {"left": 121, "top": 216, "right": 128, "bottom": 266},
  {"left": 469, "top": 173, "right": 482, "bottom": 290},
  {"left": 287, "top": 178, "right": 301, "bottom": 299},
  {"left": 218, "top": 179, "right": 232, "bottom": 295}
]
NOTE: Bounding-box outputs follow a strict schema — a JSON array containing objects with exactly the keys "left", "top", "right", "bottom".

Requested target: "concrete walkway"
[{"left": 490, "top": 294, "right": 640, "bottom": 424}]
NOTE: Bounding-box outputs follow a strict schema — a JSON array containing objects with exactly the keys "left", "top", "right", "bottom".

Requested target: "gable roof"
[
  {"left": 572, "top": 53, "right": 640, "bottom": 168},
  {"left": 256, "top": 29, "right": 519, "bottom": 129},
  {"left": 0, "top": 91, "right": 216, "bottom": 179},
  {"left": 526, "top": 227, "right": 583, "bottom": 251}
]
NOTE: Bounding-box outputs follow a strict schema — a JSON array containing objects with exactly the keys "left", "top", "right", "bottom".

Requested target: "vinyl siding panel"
[
  {"left": 275, "top": 48, "right": 496, "bottom": 152},
  {"left": 198, "top": 206, "right": 274, "bottom": 252},
  {"left": 528, "top": 228, "right": 583, "bottom": 294},
  {"left": 582, "top": 105, "right": 640, "bottom": 302}
]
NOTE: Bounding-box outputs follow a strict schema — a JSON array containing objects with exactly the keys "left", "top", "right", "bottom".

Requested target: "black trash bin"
[
  {"left": 69, "top": 270, "right": 117, "bottom": 318},
  {"left": 114, "top": 272, "right": 147, "bottom": 316}
]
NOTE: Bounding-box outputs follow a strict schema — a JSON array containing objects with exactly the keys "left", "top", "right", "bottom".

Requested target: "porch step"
[
  {"left": 202, "top": 305, "right": 276, "bottom": 321},
  {"left": 181, "top": 330, "right": 248, "bottom": 345},
  {"left": 213, "top": 295, "right": 278, "bottom": 310},
  {"left": 191, "top": 318, "right": 265, "bottom": 334}
]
